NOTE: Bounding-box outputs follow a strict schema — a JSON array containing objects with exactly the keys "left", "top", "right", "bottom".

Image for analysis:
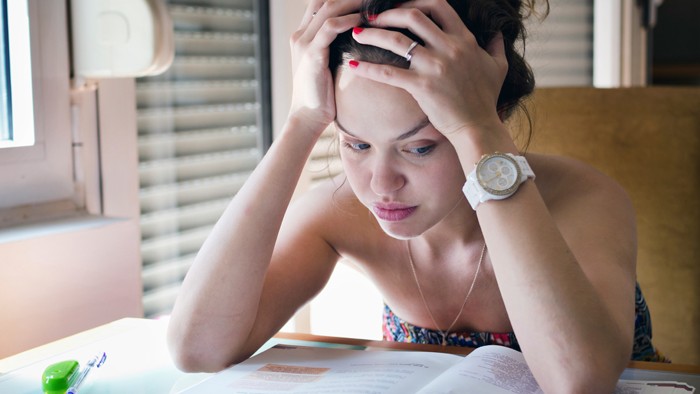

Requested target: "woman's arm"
[
  {"left": 167, "top": 0, "right": 362, "bottom": 372},
  {"left": 455, "top": 130, "right": 637, "bottom": 393},
  {"left": 167, "top": 119, "right": 325, "bottom": 372}
]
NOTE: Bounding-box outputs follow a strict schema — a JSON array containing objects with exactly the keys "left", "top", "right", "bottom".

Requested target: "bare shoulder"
[
  {"left": 267, "top": 175, "right": 370, "bottom": 299},
  {"left": 283, "top": 174, "right": 375, "bottom": 247},
  {"left": 287, "top": 174, "right": 361, "bottom": 220},
  {"left": 527, "top": 153, "right": 633, "bottom": 213},
  {"left": 527, "top": 152, "right": 637, "bottom": 271}
]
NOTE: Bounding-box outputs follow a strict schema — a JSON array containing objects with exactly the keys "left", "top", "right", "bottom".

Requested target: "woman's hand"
[
  {"left": 288, "top": 0, "right": 362, "bottom": 138},
  {"left": 347, "top": 0, "right": 509, "bottom": 141}
]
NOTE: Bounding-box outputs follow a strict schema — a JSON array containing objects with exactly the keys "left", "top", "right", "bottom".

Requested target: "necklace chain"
[{"left": 406, "top": 240, "right": 486, "bottom": 346}]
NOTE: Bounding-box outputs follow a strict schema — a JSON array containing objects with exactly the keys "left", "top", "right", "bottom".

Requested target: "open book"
[{"left": 181, "top": 344, "right": 695, "bottom": 394}]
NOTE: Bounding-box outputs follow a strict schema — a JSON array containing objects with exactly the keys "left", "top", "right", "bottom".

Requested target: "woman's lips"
[{"left": 372, "top": 204, "right": 417, "bottom": 222}]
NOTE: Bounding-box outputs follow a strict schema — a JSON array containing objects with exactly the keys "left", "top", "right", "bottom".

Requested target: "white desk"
[
  {"left": 0, "top": 318, "right": 366, "bottom": 393},
  {"left": 0, "top": 318, "right": 200, "bottom": 393},
  {"left": 1, "top": 318, "right": 699, "bottom": 393}
]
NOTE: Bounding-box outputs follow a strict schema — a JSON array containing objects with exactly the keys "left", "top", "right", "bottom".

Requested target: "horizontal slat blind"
[
  {"left": 524, "top": 0, "right": 594, "bottom": 87},
  {"left": 136, "top": 0, "right": 262, "bottom": 317}
]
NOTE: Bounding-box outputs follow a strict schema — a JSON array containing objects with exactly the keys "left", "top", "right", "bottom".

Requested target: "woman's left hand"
[{"left": 348, "top": 0, "right": 509, "bottom": 141}]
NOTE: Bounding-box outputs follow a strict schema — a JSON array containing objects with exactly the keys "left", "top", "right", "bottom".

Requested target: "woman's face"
[{"left": 334, "top": 69, "right": 467, "bottom": 239}]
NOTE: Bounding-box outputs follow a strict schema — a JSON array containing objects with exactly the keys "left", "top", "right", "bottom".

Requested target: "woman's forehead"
[
  {"left": 335, "top": 117, "right": 433, "bottom": 141},
  {"left": 334, "top": 70, "right": 427, "bottom": 139}
]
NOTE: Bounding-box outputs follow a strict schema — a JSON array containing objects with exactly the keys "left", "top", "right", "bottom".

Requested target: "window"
[
  {"left": 0, "top": 0, "right": 36, "bottom": 150},
  {"left": 136, "top": 0, "right": 271, "bottom": 318},
  {"left": 0, "top": 0, "right": 74, "bottom": 215},
  {"left": 0, "top": 0, "right": 10, "bottom": 141}
]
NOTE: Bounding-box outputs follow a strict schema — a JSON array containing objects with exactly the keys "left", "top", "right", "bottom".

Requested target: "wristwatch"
[{"left": 463, "top": 152, "right": 535, "bottom": 210}]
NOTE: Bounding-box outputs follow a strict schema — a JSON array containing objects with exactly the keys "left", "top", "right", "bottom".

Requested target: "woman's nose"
[{"left": 370, "top": 156, "right": 405, "bottom": 196}]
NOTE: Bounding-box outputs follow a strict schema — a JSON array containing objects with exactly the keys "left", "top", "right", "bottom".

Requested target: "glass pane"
[{"left": 0, "top": 0, "right": 11, "bottom": 141}]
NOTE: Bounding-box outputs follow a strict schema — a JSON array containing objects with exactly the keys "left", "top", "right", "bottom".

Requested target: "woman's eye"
[
  {"left": 343, "top": 141, "right": 371, "bottom": 152},
  {"left": 407, "top": 145, "right": 435, "bottom": 156}
]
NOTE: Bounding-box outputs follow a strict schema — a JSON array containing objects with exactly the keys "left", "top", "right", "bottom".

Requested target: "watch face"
[{"left": 476, "top": 154, "right": 522, "bottom": 195}]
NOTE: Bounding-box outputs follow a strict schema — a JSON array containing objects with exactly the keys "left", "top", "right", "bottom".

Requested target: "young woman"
[{"left": 167, "top": 0, "right": 664, "bottom": 391}]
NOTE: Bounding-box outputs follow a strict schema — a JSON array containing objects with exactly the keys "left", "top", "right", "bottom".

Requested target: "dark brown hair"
[{"left": 329, "top": 0, "right": 548, "bottom": 139}]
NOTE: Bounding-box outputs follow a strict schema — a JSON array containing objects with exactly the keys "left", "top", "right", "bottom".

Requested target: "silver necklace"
[{"left": 406, "top": 240, "right": 486, "bottom": 346}]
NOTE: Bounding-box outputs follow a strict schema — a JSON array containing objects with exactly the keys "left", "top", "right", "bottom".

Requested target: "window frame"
[
  {"left": 0, "top": 0, "right": 11, "bottom": 141},
  {"left": 0, "top": 0, "right": 75, "bottom": 215}
]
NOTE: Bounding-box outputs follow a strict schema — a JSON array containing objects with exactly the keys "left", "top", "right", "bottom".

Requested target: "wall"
[
  {"left": 0, "top": 218, "right": 142, "bottom": 358},
  {"left": 0, "top": 80, "right": 143, "bottom": 358}
]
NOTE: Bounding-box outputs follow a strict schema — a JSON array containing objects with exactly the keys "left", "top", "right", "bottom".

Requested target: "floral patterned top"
[{"left": 382, "top": 282, "right": 670, "bottom": 362}]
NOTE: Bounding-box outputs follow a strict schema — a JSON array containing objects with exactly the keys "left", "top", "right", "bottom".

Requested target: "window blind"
[
  {"left": 136, "top": 0, "right": 268, "bottom": 318},
  {"left": 524, "top": 0, "right": 594, "bottom": 87}
]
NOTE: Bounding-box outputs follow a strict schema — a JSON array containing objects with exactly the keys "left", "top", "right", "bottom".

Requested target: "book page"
[
  {"left": 181, "top": 345, "right": 464, "bottom": 393},
  {"left": 616, "top": 380, "right": 696, "bottom": 394},
  {"left": 417, "top": 345, "right": 544, "bottom": 394}
]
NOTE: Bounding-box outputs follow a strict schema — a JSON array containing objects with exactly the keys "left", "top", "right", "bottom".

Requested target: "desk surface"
[{"left": 1, "top": 318, "right": 699, "bottom": 393}]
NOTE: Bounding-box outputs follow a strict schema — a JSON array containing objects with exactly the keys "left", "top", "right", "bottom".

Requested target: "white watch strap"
[
  {"left": 463, "top": 172, "right": 481, "bottom": 210},
  {"left": 512, "top": 154, "right": 535, "bottom": 182},
  {"left": 462, "top": 153, "right": 535, "bottom": 210}
]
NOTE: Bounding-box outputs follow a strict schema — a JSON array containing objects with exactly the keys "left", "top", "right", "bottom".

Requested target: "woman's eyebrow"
[{"left": 334, "top": 118, "right": 431, "bottom": 141}]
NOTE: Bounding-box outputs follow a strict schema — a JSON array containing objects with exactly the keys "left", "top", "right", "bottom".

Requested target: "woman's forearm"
[
  {"left": 477, "top": 185, "right": 631, "bottom": 393},
  {"left": 167, "top": 117, "right": 324, "bottom": 372},
  {"left": 450, "top": 124, "right": 633, "bottom": 392}
]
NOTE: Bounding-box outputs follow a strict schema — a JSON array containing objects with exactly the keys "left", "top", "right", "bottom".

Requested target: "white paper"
[
  {"left": 180, "top": 344, "right": 697, "bottom": 394},
  {"left": 180, "top": 346, "right": 463, "bottom": 393},
  {"left": 417, "top": 345, "right": 543, "bottom": 394},
  {"left": 616, "top": 380, "right": 696, "bottom": 394}
]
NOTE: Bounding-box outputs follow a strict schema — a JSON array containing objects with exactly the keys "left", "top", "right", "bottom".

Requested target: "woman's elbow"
[
  {"left": 167, "top": 324, "right": 239, "bottom": 373},
  {"left": 168, "top": 338, "right": 240, "bottom": 373},
  {"left": 535, "top": 343, "right": 630, "bottom": 394},
  {"left": 537, "top": 367, "right": 621, "bottom": 394}
]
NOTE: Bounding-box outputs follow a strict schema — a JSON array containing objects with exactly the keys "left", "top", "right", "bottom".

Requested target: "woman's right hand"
[{"left": 288, "top": 0, "right": 361, "bottom": 137}]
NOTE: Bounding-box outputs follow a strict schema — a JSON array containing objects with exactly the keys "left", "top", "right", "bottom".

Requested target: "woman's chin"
[{"left": 376, "top": 221, "right": 420, "bottom": 241}]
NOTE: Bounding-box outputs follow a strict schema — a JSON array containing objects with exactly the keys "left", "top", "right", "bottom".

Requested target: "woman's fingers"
[
  {"left": 354, "top": 4, "right": 478, "bottom": 63},
  {"left": 353, "top": 28, "right": 425, "bottom": 64},
  {"left": 300, "top": 0, "right": 363, "bottom": 43},
  {"left": 393, "top": 0, "right": 468, "bottom": 35},
  {"left": 370, "top": 7, "right": 444, "bottom": 45},
  {"left": 352, "top": 27, "right": 426, "bottom": 67},
  {"left": 311, "top": 13, "right": 362, "bottom": 50},
  {"left": 348, "top": 60, "right": 417, "bottom": 93},
  {"left": 298, "top": 0, "right": 326, "bottom": 29}
]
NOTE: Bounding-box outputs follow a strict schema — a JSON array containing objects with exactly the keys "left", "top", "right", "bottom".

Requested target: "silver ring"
[{"left": 404, "top": 41, "right": 419, "bottom": 62}]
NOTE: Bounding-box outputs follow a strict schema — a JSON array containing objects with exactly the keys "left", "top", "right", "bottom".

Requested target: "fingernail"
[
  {"left": 349, "top": 60, "right": 359, "bottom": 69},
  {"left": 367, "top": 14, "right": 378, "bottom": 22},
  {"left": 353, "top": 27, "right": 364, "bottom": 35}
]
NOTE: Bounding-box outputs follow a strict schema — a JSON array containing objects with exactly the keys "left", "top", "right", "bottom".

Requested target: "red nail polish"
[
  {"left": 353, "top": 27, "right": 364, "bottom": 35},
  {"left": 367, "top": 14, "right": 377, "bottom": 22},
  {"left": 349, "top": 60, "right": 359, "bottom": 69}
]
